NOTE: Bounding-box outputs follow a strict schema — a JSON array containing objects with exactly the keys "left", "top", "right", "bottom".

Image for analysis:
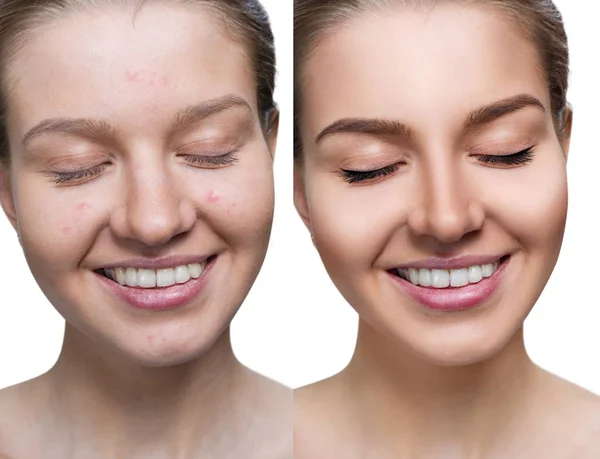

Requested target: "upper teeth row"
[
  {"left": 403, "top": 262, "right": 499, "bottom": 288},
  {"left": 106, "top": 263, "right": 205, "bottom": 289}
]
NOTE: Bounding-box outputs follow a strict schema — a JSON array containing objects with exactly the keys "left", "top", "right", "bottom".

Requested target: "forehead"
[
  {"left": 301, "top": 3, "right": 548, "bottom": 137},
  {"left": 6, "top": 3, "right": 256, "bottom": 133}
]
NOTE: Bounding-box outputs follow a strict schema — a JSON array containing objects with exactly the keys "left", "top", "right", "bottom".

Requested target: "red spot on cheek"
[
  {"left": 161, "top": 76, "right": 171, "bottom": 87},
  {"left": 77, "top": 202, "right": 91, "bottom": 212},
  {"left": 62, "top": 226, "right": 72, "bottom": 235},
  {"left": 147, "top": 334, "right": 155, "bottom": 343},
  {"left": 207, "top": 190, "right": 220, "bottom": 203},
  {"left": 126, "top": 71, "right": 140, "bottom": 82}
]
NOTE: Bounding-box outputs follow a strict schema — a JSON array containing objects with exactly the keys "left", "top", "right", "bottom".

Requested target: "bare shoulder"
[
  {"left": 294, "top": 377, "right": 354, "bottom": 459},
  {"left": 535, "top": 368, "right": 600, "bottom": 455},
  {"left": 0, "top": 379, "right": 44, "bottom": 457},
  {"left": 241, "top": 369, "right": 293, "bottom": 459}
]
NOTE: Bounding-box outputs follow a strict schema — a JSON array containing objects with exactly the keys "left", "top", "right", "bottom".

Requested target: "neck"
[
  {"left": 45, "top": 324, "right": 248, "bottom": 454},
  {"left": 343, "top": 320, "right": 540, "bottom": 456}
]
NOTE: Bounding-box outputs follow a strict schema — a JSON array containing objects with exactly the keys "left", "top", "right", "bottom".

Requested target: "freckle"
[
  {"left": 126, "top": 71, "right": 140, "bottom": 82},
  {"left": 207, "top": 190, "right": 220, "bottom": 203}
]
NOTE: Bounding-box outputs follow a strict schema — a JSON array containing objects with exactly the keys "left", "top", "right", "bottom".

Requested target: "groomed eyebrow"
[
  {"left": 314, "top": 94, "right": 545, "bottom": 145},
  {"left": 21, "top": 94, "right": 253, "bottom": 148},
  {"left": 315, "top": 118, "right": 412, "bottom": 144},
  {"left": 464, "top": 94, "right": 545, "bottom": 130}
]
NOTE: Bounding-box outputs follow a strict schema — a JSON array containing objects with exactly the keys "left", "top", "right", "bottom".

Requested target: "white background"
[{"left": 1, "top": 1, "right": 599, "bottom": 391}]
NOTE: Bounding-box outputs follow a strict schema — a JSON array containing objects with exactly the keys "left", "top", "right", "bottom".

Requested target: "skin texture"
[
  {"left": 294, "top": 4, "right": 600, "bottom": 458},
  {"left": 0, "top": 4, "right": 291, "bottom": 458}
]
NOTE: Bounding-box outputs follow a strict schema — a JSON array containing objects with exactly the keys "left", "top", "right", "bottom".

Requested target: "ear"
[
  {"left": 0, "top": 165, "right": 18, "bottom": 232},
  {"left": 293, "top": 162, "right": 312, "bottom": 231},
  {"left": 561, "top": 102, "right": 573, "bottom": 160},
  {"left": 265, "top": 108, "right": 279, "bottom": 160}
]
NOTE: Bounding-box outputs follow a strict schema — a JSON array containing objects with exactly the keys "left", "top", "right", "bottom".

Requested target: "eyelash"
[
  {"left": 47, "top": 151, "right": 239, "bottom": 185},
  {"left": 339, "top": 164, "right": 400, "bottom": 184},
  {"left": 181, "top": 151, "right": 239, "bottom": 167},
  {"left": 339, "top": 147, "right": 535, "bottom": 184},
  {"left": 49, "top": 163, "right": 109, "bottom": 185},
  {"left": 477, "top": 146, "right": 535, "bottom": 166}
]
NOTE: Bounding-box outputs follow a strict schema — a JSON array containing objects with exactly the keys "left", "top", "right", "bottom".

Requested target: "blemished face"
[
  {"left": 0, "top": 4, "right": 275, "bottom": 366},
  {"left": 296, "top": 4, "right": 570, "bottom": 365}
]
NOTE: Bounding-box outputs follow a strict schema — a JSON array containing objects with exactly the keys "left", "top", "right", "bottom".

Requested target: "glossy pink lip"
[
  {"left": 389, "top": 256, "right": 510, "bottom": 312},
  {"left": 95, "top": 257, "right": 215, "bottom": 311},
  {"left": 98, "top": 254, "right": 211, "bottom": 270}
]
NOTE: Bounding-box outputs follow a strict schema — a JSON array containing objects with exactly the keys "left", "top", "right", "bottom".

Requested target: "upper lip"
[
  {"left": 395, "top": 254, "right": 507, "bottom": 270},
  {"left": 97, "top": 254, "right": 212, "bottom": 270}
]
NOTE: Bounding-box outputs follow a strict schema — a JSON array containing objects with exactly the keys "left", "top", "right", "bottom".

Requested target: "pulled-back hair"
[
  {"left": 0, "top": 0, "right": 276, "bottom": 165},
  {"left": 294, "top": 0, "right": 569, "bottom": 160}
]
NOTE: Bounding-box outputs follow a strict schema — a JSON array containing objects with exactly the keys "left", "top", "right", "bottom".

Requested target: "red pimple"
[
  {"left": 207, "top": 190, "right": 220, "bottom": 203},
  {"left": 62, "top": 226, "right": 72, "bottom": 235},
  {"left": 77, "top": 202, "right": 91, "bottom": 212}
]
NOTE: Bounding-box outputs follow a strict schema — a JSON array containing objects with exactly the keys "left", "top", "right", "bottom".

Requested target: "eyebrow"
[
  {"left": 463, "top": 94, "right": 545, "bottom": 130},
  {"left": 314, "top": 94, "right": 545, "bottom": 145},
  {"left": 315, "top": 118, "right": 411, "bottom": 144},
  {"left": 21, "top": 94, "right": 253, "bottom": 148}
]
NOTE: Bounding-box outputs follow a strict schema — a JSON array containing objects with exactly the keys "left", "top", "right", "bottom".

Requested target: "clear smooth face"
[
  {"left": 0, "top": 4, "right": 275, "bottom": 366},
  {"left": 296, "top": 4, "right": 569, "bottom": 365}
]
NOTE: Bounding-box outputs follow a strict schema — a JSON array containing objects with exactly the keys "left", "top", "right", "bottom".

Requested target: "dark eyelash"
[
  {"left": 478, "top": 146, "right": 535, "bottom": 166},
  {"left": 339, "top": 164, "right": 399, "bottom": 184},
  {"left": 49, "top": 163, "right": 108, "bottom": 184},
  {"left": 182, "top": 151, "right": 239, "bottom": 167}
]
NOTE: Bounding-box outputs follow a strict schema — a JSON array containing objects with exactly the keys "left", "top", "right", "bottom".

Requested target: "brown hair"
[
  {"left": 294, "top": 0, "right": 569, "bottom": 160},
  {"left": 0, "top": 0, "right": 276, "bottom": 165}
]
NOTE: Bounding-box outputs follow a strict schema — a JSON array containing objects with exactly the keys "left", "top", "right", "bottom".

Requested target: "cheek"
[
  {"left": 199, "top": 160, "right": 274, "bottom": 246},
  {"left": 485, "top": 157, "right": 568, "bottom": 253},
  {"left": 16, "top": 183, "right": 106, "bottom": 272},
  {"left": 308, "top": 173, "right": 400, "bottom": 271}
]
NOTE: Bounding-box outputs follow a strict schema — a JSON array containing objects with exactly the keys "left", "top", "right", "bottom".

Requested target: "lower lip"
[
  {"left": 95, "top": 259, "right": 214, "bottom": 311},
  {"left": 389, "top": 258, "right": 509, "bottom": 312}
]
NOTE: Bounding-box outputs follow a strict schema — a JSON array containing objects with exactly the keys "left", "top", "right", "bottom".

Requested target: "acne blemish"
[
  {"left": 125, "top": 70, "right": 140, "bottom": 82},
  {"left": 207, "top": 190, "right": 220, "bottom": 203},
  {"left": 62, "top": 226, "right": 72, "bottom": 235},
  {"left": 147, "top": 334, "right": 155, "bottom": 343},
  {"left": 161, "top": 76, "right": 171, "bottom": 87},
  {"left": 77, "top": 202, "right": 91, "bottom": 212}
]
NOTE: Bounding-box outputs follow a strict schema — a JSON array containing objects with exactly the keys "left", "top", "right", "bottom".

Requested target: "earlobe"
[
  {"left": 0, "top": 166, "right": 18, "bottom": 232},
  {"left": 293, "top": 163, "right": 312, "bottom": 232},
  {"left": 561, "top": 103, "right": 573, "bottom": 161}
]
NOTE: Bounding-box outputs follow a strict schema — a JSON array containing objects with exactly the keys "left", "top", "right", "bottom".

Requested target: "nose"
[
  {"left": 110, "top": 159, "right": 196, "bottom": 247},
  {"left": 407, "top": 159, "right": 484, "bottom": 244}
]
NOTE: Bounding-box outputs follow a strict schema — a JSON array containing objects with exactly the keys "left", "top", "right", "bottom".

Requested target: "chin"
[{"left": 401, "top": 322, "right": 521, "bottom": 367}]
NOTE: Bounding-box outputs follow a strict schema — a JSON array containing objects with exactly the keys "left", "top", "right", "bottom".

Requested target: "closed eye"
[
  {"left": 339, "top": 163, "right": 400, "bottom": 184},
  {"left": 477, "top": 146, "right": 535, "bottom": 166}
]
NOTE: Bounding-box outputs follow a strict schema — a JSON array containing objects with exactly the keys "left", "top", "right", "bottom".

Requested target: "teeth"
[
  {"left": 431, "top": 269, "right": 450, "bottom": 288},
  {"left": 104, "top": 262, "right": 206, "bottom": 289},
  {"left": 450, "top": 268, "right": 469, "bottom": 287},
  {"left": 399, "top": 261, "right": 501, "bottom": 289}
]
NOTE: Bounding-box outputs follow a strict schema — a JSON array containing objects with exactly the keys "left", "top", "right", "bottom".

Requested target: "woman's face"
[
  {"left": 296, "top": 4, "right": 570, "bottom": 365},
  {"left": 0, "top": 4, "right": 275, "bottom": 366}
]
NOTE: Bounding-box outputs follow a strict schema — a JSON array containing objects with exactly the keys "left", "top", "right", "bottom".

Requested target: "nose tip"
[
  {"left": 111, "top": 179, "right": 196, "bottom": 247},
  {"left": 408, "top": 189, "right": 485, "bottom": 244}
]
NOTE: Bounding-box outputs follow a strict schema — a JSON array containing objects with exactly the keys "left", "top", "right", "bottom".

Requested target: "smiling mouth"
[
  {"left": 95, "top": 255, "right": 216, "bottom": 289},
  {"left": 390, "top": 255, "right": 510, "bottom": 289}
]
